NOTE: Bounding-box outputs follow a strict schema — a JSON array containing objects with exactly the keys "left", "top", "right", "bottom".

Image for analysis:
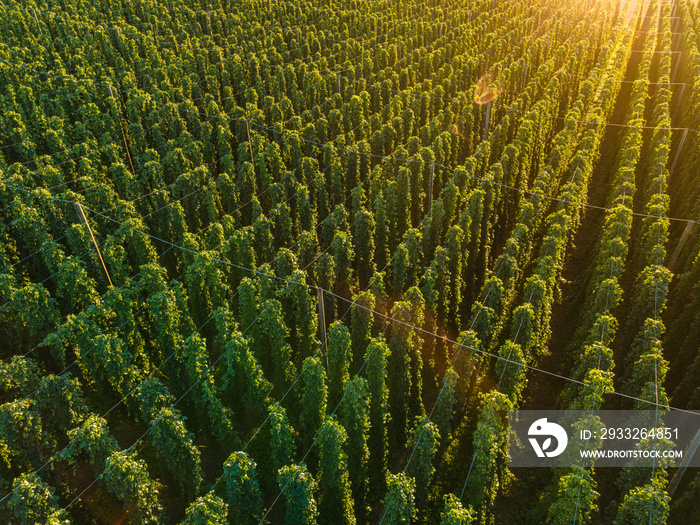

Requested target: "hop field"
[{"left": 0, "top": 0, "right": 699, "bottom": 523}]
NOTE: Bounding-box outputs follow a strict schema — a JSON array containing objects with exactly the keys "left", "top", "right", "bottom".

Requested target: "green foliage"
[
  {"left": 350, "top": 292, "right": 375, "bottom": 371},
  {"left": 181, "top": 494, "right": 228, "bottom": 525},
  {"left": 406, "top": 418, "right": 440, "bottom": 505},
  {"left": 180, "top": 334, "right": 237, "bottom": 446},
  {"left": 571, "top": 369, "right": 614, "bottom": 411},
  {"left": 0, "top": 399, "right": 45, "bottom": 474},
  {"left": 494, "top": 340, "right": 527, "bottom": 402},
  {"left": 365, "top": 337, "right": 390, "bottom": 492},
  {"left": 135, "top": 378, "right": 176, "bottom": 424},
  {"left": 434, "top": 367, "right": 459, "bottom": 441},
  {"left": 441, "top": 493, "right": 475, "bottom": 525},
  {"left": 354, "top": 208, "right": 376, "bottom": 289},
  {"left": 222, "top": 452, "right": 263, "bottom": 525},
  {"left": 317, "top": 416, "right": 355, "bottom": 525},
  {"left": 150, "top": 407, "right": 203, "bottom": 499},
  {"left": 4, "top": 283, "right": 60, "bottom": 342},
  {"left": 546, "top": 468, "right": 599, "bottom": 525},
  {"left": 340, "top": 376, "right": 370, "bottom": 522},
  {"left": 0, "top": 357, "right": 39, "bottom": 398},
  {"left": 260, "top": 299, "right": 297, "bottom": 392},
  {"left": 102, "top": 451, "right": 162, "bottom": 524},
  {"left": 185, "top": 250, "right": 230, "bottom": 330},
  {"left": 0, "top": 2, "right": 682, "bottom": 523},
  {"left": 614, "top": 478, "right": 669, "bottom": 525},
  {"left": 278, "top": 464, "right": 318, "bottom": 525},
  {"left": 464, "top": 392, "right": 513, "bottom": 523},
  {"left": 327, "top": 320, "right": 352, "bottom": 409},
  {"left": 387, "top": 297, "right": 424, "bottom": 454},
  {"left": 280, "top": 269, "right": 319, "bottom": 362},
  {"left": 217, "top": 308, "right": 271, "bottom": 424},
  {"left": 269, "top": 404, "right": 296, "bottom": 477},
  {"left": 7, "top": 473, "right": 69, "bottom": 525},
  {"left": 60, "top": 414, "right": 119, "bottom": 472},
  {"left": 298, "top": 356, "right": 327, "bottom": 452},
  {"left": 381, "top": 472, "right": 416, "bottom": 525}
]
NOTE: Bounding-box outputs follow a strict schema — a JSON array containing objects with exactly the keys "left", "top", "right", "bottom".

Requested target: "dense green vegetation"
[{"left": 0, "top": 0, "right": 699, "bottom": 523}]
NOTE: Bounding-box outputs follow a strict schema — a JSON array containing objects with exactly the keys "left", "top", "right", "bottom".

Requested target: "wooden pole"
[
  {"left": 428, "top": 162, "right": 434, "bottom": 216},
  {"left": 672, "top": 83, "right": 686, "bottom": 122},
  {"left": 671, "top": 4, "right": 679, "bottom": 33},
  {"left": 31, "top": 8, "right": 41, "bottom": 33},
  {"left": 671, "top": 51, "right": 682, "bottom": 83},
  {"left": 669, "top": 128, "right": 689, "bottom": 178},
  {"left": 75, "top": 203, "right": 113, "bottom": 288},
  {"left": 317, "top": 287, "right": 329, "bottom": 368},
  {"left": 484, "top": 102, "right": 491, "bottom": 140},
  {"left": 668, "top": 423, "right": 700, "bottom": 497},
  {"left": 245, "top": 119, "right": 255, "bottom": 172},
  {"left": 667, "top": 221, "right": 694, "bottom": 272},
  {"left": 108, "top": 84, "right": 136, "bottom": 175}
]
